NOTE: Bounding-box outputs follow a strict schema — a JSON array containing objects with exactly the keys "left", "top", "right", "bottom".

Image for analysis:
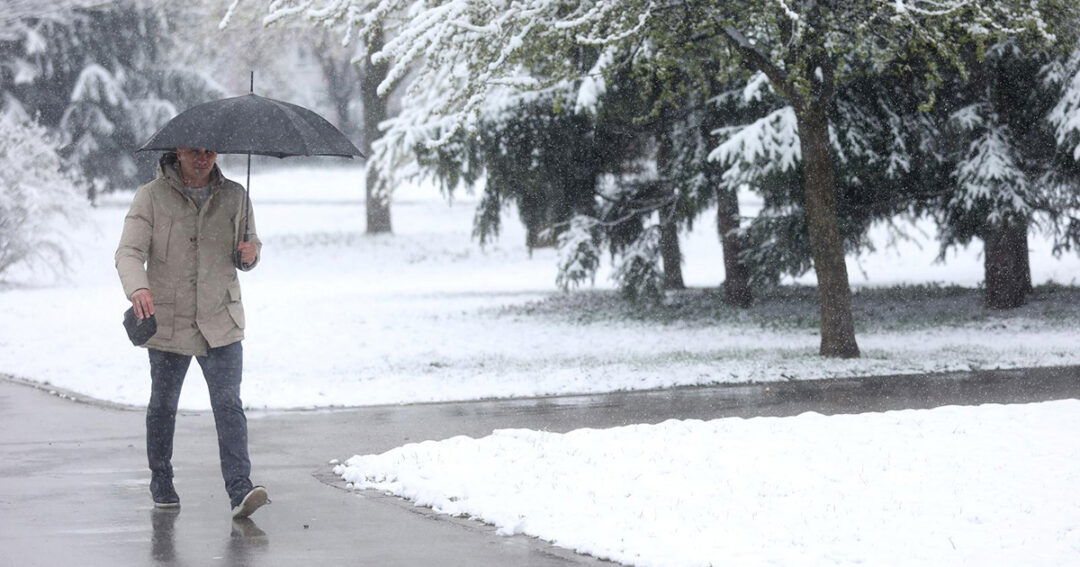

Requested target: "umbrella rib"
[{"left": 266, "top": 99, "right": 318, "bottom": 155}]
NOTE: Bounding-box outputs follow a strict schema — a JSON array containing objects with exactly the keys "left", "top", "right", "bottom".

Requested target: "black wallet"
[{"left": 123, "top": 307, "right": 158, "bottom": 346}]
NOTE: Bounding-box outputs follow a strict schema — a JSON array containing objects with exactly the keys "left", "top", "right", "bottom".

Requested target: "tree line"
[
  {"left": 0, "top": 0, "right": 393, "bottom": 227},
  {"left": 4, "top": 1, "right": 1080, "bottom": 360},
  {"left": 268, "top": 0, "right": 1080, "bottom": 359}
]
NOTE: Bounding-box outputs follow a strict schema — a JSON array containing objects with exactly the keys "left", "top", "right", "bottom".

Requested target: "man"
[{"left": 116, "top": 147, "right": 268, "bottom": 519}]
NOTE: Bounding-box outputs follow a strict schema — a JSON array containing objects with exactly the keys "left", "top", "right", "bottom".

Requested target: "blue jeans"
[{"left": 147, "top": 341, "right": 252, "bottom": 501}]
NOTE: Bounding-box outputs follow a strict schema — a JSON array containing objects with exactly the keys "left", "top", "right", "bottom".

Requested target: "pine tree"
[
  {"left": 415, "top": 52, "right": 686, "bottom": 299},
  {"left": 417, "top": 88, "right": 604, "bottom": 251},
  {"left": 0, "top": 0, "right": 225, "bottom": 198},
  {"left": 934, "top": 44, "right": 1080, "bottom": 308}
]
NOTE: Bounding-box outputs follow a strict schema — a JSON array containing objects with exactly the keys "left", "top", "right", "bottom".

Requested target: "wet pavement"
[{"left": 2, "top": 365, "right": 1078, "bottom": 566}]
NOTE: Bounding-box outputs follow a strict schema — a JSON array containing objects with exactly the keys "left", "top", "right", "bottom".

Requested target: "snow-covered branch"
[
  {"left": 1049, "top": 54, "right": 1080, "bottom": 161},
  {"left": 717, "top": 25, "right": 797, "bottom": 104},
  {"left": 708, "top": 106, "right": 801, "bottom": 181}
]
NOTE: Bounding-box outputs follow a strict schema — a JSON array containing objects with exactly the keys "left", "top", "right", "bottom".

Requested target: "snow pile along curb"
[{"left": 336, "top": 401, "right": 1080, "bottom": 566}]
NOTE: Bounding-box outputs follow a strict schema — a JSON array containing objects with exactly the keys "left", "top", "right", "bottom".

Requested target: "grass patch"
[{"left": 498, "top": 283, "right": 1080, "bottom": 333}]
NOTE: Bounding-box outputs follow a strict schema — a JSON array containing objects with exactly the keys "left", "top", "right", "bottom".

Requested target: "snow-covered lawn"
[
  {"left": 0, "top": 164, "right": 1079, "bottom": 409},
  {"left": 338, "top": 400, "right": 1080, "bottom": 566}
]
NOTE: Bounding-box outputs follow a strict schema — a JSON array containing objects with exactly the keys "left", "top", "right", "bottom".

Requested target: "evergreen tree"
[
  {"left": 415, "top": 52, "right": 688, "bottom": 300},
  {"left": 465, "top": 93, "right": 604, "bottom": 252},
  {"left": 933, "top": 44, "right": 1080, "bottom": 308},
  {"left": 0, "top": 0, "right": 225, "bottom": 198}
]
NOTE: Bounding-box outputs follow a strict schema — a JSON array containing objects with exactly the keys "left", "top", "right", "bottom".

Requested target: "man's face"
[{"left": 176, "top": 147, "right": 218, "bottom": 180}]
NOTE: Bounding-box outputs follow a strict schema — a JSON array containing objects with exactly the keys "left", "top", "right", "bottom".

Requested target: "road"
[{"left": 2, "top": 366, "right": 1078, "bottom": 566}]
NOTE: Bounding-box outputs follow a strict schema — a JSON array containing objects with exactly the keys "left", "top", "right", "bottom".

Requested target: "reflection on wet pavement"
[
  {"left": 150, "top": 509, "right": 178, "bottom": 563},
  {"left": 147, "top": 509, "right": 269, "bottom": 566},
  {"left": 226, "top": 519, "right": 269, "bottom": 566}
]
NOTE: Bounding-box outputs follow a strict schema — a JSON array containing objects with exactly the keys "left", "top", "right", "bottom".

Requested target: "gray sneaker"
[{"left": 230, "top": 486, "right": 269, "bottom": 519}]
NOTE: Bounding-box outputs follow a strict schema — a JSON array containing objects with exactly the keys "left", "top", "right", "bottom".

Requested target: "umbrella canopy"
[{"left": 137, "top": 93, "right": 362, "bottom": 158}]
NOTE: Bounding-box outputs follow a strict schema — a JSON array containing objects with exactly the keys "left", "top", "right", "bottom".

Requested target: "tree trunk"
[
  {"left": 653, "top": 132, "right": 684, "bottom": 290},
  {"left": 716, "top": 187, "right": 751, "bottom": 307},
  {"left": 660, "top": 205, "right": 685, "bottom": 290},
  {"left": 796, "top": 108, "right": 860, "bottom": 358},
  {"left": 329, "top": 68, "right": 357, "bottom": 139},
  {"left": 310, "top": 39, "right": 358, "bottom": 140},
  {"left": 983, "top": 218, "right": 1032, "bottom": 309},
  {"left": 361, "top": 27, "right": 392, "bottom": 234},
  {"left": 526, "top": 225, "right": 555, "bottom": 250}
]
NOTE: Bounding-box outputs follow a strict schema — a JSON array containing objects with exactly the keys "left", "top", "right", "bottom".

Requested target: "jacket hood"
[{"left": 157, "top": 152, "right": 225, "bottom": 189}]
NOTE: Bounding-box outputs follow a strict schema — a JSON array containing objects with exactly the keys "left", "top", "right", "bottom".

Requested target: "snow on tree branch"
[
  {"left": 262, "top": 0, "right": 1069, "bottom": 224},
  {"left": 554, "top": 215, "right": 601, "bottom": 290},
  {"left": 952, "top": 123, "right": 1031, "bottom": 218},
  {"left": 1049, "top": 53, "right": 1080, "bottom": 161},
  {"left": 220, "top": 0, "right": 251, "bottom": 30},
  {"left": 708, "top": 106, "right": 801, "bottom": 187}
]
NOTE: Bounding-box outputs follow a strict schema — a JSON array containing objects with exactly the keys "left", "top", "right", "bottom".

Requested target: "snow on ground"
[
  {"left": 337, "top": 400, "right": 1080, "bottom": 566},
  {"left": 0, "top": 163, "right": 1079, "bottom": 409}
]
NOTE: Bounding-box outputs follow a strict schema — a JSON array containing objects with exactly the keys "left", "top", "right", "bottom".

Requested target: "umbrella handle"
[{"left": 233, "top": 232, "right": 251, "bottom": 269}]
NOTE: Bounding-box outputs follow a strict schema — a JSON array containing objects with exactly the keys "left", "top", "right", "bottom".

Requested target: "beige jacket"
[{"left": 115, "top": 155, "right": 261, "bottom": 356}]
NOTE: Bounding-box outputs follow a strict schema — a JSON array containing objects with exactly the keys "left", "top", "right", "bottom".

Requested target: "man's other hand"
[{"left": 131, "top": 288, "right": 154, "bottom": 319}]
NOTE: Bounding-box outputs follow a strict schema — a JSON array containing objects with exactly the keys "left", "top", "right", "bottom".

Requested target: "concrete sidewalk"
[{"left": 2, "top": 366, "right": 1078, "bottom": 566}]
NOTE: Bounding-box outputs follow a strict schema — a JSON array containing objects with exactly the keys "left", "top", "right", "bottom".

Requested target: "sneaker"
[
  {"left": 230, "top": 486, "right": 269, "bottom": 519},
  {"left": 150, "top": 476, "right": 180, "bottom": 509}
]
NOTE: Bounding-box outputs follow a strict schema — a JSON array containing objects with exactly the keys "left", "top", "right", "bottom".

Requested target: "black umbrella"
[
  {"left": 137, "top": 77, "right": 363, "bottom": 267},
  {"left": 137, "top": 93, "right": 362, "bottom": 158}
]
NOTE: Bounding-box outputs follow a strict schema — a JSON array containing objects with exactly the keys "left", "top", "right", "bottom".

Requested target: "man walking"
[{"left": 116, "top": 147, "right": 268, "bottom": 519}]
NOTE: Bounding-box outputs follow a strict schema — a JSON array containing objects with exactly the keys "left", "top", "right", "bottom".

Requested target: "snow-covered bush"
[
  {"left": 0, "top": 110, "right": 86, "bottom": 277},
  {"left": 554, "top": 215, "right": 601, "bottom": 291},
  {"left": 611, "top": 225, "right": 663, "bottom": 303}
]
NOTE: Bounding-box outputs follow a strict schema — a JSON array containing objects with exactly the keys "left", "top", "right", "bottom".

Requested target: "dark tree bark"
[
  {"left": 716, "top": 187, "right": 752, "bottom": 307},
  {"left": 526, "top": 225, "right": 555, "bottom": 250},
  {"left": 653, "top": 132, "right": 684, "bottom": 290},
  {"left": 719, "top": 16, "right": 860, "bottom": 358},
  {"left": 982, "top": 218, "right": 1032, "bottom": 309},
  {"left": 361, "top": 27, "right": 392, "bottom": 234},
  {"left": 310, "top": 39, "right": 359, "bottom": 140},
  {"left": 797, "top": 107, "right": 860, "bottom": 358},
  {"left": 660, "top": 204, "right": 685, "bottom": 290}
]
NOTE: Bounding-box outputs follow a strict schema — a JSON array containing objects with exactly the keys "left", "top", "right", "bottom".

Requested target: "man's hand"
[
  {"left": 131, "top": 288, "right": 154, "bottom": 319},
  {"left": 237, "top": 241, "right": 257, "bottom": 266}
]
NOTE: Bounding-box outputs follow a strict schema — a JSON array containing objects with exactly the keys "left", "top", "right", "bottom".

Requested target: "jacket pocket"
[
  {"left": 152, "top": 287, "right": 176, "bottom": 340},
  {"left": 227, "top": 281, "right": 242, "bottom": 302},
  {"left": 152, "top": 219, "right": 171, "bottom": 263},
  {"left": 225, "top": 282, "right": 245, "bottom": 330}
]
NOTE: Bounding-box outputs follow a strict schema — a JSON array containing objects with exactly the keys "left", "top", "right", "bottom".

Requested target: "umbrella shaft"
[{"left": 242, "top": 153, "right": 252, "bottom": 240}]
